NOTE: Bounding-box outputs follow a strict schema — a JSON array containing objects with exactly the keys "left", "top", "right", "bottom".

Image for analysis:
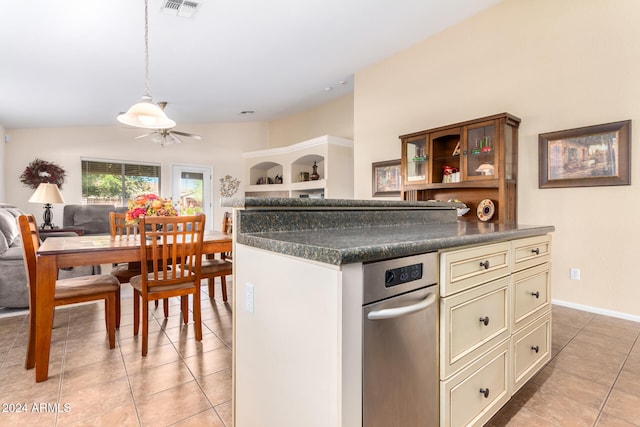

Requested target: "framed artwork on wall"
[
  {"left": 538, "top": 120, "right": 631, "bottom": 188},
  {"left": 372, "top": 159, "right": 401, "bottom": 197}
]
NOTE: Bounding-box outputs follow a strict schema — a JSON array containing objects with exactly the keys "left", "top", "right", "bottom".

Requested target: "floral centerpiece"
[{"left": 126, "top": 193, "right": 178, "bottom": 224}]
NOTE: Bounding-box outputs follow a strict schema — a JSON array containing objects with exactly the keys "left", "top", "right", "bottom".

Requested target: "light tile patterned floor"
[
  {"left": 487, "top": 305, "right": 640, "bottom": 426},
  {"left": 0, "top": 281, "right": 232, "bottom": 427},
  {"left": 1, "top": 290, "right": 639, "bottom": 426}
]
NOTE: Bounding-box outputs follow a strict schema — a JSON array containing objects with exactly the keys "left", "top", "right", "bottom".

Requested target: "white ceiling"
[{"left": 0, "top": 0, "right": 501, "bottom": 130}]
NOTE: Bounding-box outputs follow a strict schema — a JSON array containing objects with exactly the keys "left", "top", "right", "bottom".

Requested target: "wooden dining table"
[{"left": 33, "top": 230, "right": 232, "bottom": 382}]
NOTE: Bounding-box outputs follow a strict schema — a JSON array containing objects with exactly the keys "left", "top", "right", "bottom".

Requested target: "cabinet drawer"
[
  {"left": 512, "top": 312, "right": 551, "bottom": 392},
  {"left": 441, "top": 277, "right": 510, "bottom": 379},
  {"left": 512, "top": 263, "right": 551, "bottom": 331},
  {"left": 512, "top": 235, "right": 551, "bottom": 272},
  {"left": 440, "top": 241, "right": 511, "bottom": 296},
  {"left": 441, "top": 339, "right": 510, "bottom": 427}
]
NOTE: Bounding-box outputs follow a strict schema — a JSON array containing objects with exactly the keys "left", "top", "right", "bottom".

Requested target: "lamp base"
[{"left": 40, "top": 203, "right": 58, "bottom": 230}]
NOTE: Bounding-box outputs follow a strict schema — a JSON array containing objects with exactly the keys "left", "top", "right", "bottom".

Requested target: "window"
[{"left": 81, "top": 159, "right": 161, "bottom": 206}]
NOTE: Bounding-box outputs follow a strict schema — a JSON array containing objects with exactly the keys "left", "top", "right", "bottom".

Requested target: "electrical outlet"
[
  {"left": 570, "top": 268, "right": 581, "bottom": 281},
  {"left": 245, "top": 283, "right": 254, "bottom": 313}
]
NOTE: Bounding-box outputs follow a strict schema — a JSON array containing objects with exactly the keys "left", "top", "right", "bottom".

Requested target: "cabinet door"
[
  {"left": 402, "top": 134, "right": 429, "bottom": 186},
  {"left": 512, "top": 263, "right": 551, "bottom": 331},
  {"left": 441, "top": 339, "right": 510, "bottom": 427},
  {"left": 463, "top": 119, "right": 499, "bottom": 181},
  {"left": 512, "top": 235, "right": 552, "bottom": 273},
  {"left": 440, "top": 277, "right": 510, "bottom": 379},
  {"left": 440, "top": 241, "right": 511, "bottom": 297},
  {"left": 512, "top": 311, "right": 551, "bottom": 392}
]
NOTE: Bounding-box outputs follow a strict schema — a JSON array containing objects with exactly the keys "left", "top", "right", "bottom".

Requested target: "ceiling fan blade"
[
  {"left": 170, "top": 134, "right": 183, "bottom": 144},
  {"left": 135, "top": 133, "right": 156, "bottom": 139},
  {"left": 172, "top": 130, "right": 202, "bottom": 140}
]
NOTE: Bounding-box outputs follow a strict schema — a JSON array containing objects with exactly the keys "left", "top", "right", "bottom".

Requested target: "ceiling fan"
[{"left": 133, "top": 102, "right": 202, "bottom": 147}]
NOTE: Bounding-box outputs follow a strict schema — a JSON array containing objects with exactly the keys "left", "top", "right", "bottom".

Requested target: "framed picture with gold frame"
[
  {"left": 539, "top": 120, "right": 631, "bottom": 188},
  {"left": 372, "top": 159, "right": 401, "bottom": 197}
]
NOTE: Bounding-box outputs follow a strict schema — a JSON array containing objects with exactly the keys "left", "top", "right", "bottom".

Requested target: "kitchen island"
[{"left": 229, "top": 197, "right": 554, "bottom": 427}]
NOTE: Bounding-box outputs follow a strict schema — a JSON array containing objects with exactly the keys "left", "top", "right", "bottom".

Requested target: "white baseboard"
[{"left": 552, "top": 299, "right": 640, "bottom": 323}]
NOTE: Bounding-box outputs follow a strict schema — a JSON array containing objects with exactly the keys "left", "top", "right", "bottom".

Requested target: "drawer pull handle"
[
  {"left": 531, "top": 345, "right": 540, "bottom": 353},
  {"left": 479, "top": 316, "right": 490, "bottom": 326},
  {"left": 479, "top": 260, "right": 490, "bottom": 270},
  {"left": 479, "top": 388, "right": 490, "bottom": 398},
  {"left": 531, "top": 291, "right": 540, "bottom": 299},
  {"left": 531, "top": 248, "right": 540, "bottom": 255}
]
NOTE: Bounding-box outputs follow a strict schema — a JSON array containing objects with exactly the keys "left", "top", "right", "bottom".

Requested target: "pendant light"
[{"left": 118, "top": 0, "right": 176, "bottom": 130}]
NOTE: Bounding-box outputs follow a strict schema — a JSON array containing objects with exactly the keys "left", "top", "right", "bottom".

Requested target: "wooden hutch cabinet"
[{"left": 400, "top": 113, "right": 521, "bottom": 223}]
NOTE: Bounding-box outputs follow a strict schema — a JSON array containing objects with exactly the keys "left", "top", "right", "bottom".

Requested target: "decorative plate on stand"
[{"left": 477, "top": 199, "right": 495, "bottom": 222}]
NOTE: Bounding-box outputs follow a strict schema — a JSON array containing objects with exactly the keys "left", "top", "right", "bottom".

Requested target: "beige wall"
[
  {"left": 268, "top": 94, "right": 354, "bottom": 147},
  {"left": 354, "top": 0, "right": 640, "bottom": 318},
  {"left": 4, "top": 122, "right": 269, "bottom": 228}
]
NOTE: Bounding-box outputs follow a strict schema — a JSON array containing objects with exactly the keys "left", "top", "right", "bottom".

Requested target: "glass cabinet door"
[
  {"left": 403, "top": 136, "right": 428, "bottom": 185},
  {"left": 464, "top": 121, "right": 498, "bottom": 180}
]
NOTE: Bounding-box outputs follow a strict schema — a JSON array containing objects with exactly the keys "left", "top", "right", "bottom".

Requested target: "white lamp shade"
[
  {"left": 117, "top": 96, "right": 176, "bottom": 130},
  {"left": 28, "top": 183, "right": 65, "bottom": 204}
]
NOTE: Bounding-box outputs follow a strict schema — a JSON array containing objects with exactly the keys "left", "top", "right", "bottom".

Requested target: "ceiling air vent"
[{"left": 161, "top": 0, "right": 202, "bottom": 18}]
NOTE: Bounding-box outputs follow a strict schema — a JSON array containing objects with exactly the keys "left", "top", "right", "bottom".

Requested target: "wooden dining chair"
[
  {"left": 109, "top": 211, "right": 170, "bottom": 318},
  {"left": 194, "top": 212, "right": 232, "bottom": 302},
  {"left": 18, "top": 214, "right": 120, "bottom": 369},
  {"left": 130, "top": 214, "right": 205, "bottom": 356},
  {"left": 108, "top": 211, "right": 140, "bottom": 326},
  {"left": 198, "top": 256, "right": 232, "bottom": 302}
]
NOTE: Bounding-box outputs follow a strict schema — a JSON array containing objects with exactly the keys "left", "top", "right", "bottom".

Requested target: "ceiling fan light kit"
[
  {"left": 117, "top": 95, "right": 176, "bottom": 129},
  {"left": 132, "top": 101, "right": 201, "bottom": 147},
  {"left": 118, "top": 0, "right": 175, "bottom": 130}
]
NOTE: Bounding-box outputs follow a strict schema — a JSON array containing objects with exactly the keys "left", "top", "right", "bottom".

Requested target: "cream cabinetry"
[
  {"left": 441, "top": 339, "right": 511, "bottom": 427},
  {"left": 440, "top": 277, "right": 510, "bottom": 379},
  {"left": 440, "top": 241, "right": 510, "bottom": 296},
  {"left": 439, "top": 234, "right": 552, "bottom": 427},
  {"left": 243, "top": 135, "right": 353, "bottom": 199},
  {"left": 512, "top": 311, "right": 551, "bottom": 392}
]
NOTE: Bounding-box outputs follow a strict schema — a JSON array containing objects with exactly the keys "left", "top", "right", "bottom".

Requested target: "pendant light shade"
[
  {"left": 118, "top": 0, "right": 174, "bottom": 130},
  {"left": 117, "top": 95, "right": 176, "bottom": 129}
]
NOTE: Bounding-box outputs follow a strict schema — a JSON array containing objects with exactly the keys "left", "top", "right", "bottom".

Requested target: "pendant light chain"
[
  {"left": 117, "top": 0, "right": 175, "bottom": 130},
  {"left": 143, "top": 0, "right": 151, "bottom": 98}
]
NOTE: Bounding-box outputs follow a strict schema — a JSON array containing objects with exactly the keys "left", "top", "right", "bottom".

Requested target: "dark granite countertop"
[
  {"left": 237, "top": 217, "right": 554, "bottom": 266},
  {"left": 233, "top": 197, "right": 554, "bottom": 265},
  {"left": 223, "top": 196, "right": 466, "bottom": 210}
]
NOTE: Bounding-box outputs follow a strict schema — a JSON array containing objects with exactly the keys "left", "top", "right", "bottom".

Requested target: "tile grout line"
[
  {"left": 118, "top": 311, "right": 144, "bottom": 427},
  {"left": 165, "top": 295, "right": 230, "bottom": 426},
  {"left": 506, "top": 312, "right": 595, "bottom": 427},
  {"left": 54, "top": 311, "right": 71, "bottom": 427},
  {"left": 591, "top": 329, "right": 640, "bottom": 427},
  {"left": 0, "top": 315, "right": 26, "bottom": 368}
]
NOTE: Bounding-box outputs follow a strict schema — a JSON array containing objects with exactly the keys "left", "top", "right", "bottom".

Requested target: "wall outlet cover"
[{"left": 570, "top": 268, "right": 581, "bottom": 280}]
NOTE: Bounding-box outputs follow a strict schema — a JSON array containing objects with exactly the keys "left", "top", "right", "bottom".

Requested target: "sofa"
[
  {"left": 0, "top": 204, "right": 116, "bottom": 308},
  {"left": 63, "top": 204, "right": 128, "bottom": 235}
]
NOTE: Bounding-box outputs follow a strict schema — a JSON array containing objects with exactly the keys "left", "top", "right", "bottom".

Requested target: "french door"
[{"left": 171, "top": 164, "right": 213, "bottom": 229}]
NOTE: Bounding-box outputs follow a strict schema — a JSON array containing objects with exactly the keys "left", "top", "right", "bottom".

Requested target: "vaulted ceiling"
[{"left": 0, "top": 0, "right": 501, "bottom": 129}]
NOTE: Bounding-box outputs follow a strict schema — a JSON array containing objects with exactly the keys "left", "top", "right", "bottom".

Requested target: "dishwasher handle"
[{"left": 367, "top": 292, "right": 437, "bottom": 320}]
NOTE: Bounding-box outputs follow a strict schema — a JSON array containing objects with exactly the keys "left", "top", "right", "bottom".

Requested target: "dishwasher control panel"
[
  {"left": 363, "top": 252, "right": 438, "bottom": 305},
  {"left": 385, "top": 263, "right": 423, "bottom": 287}
]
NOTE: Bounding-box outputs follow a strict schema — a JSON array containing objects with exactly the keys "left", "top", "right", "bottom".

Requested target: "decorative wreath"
[{"left": 20, "top": 158, "right": 67, "bottom": 190}]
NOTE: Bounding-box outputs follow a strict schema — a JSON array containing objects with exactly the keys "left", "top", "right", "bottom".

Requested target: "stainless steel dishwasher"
[{"left": 363, "top": 252, "right": 439, "bottom": 427}]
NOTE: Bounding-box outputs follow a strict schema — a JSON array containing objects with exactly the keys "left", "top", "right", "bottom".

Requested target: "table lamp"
[{"left": 28, "top": 183, "right": 65, "bottom": 229}]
